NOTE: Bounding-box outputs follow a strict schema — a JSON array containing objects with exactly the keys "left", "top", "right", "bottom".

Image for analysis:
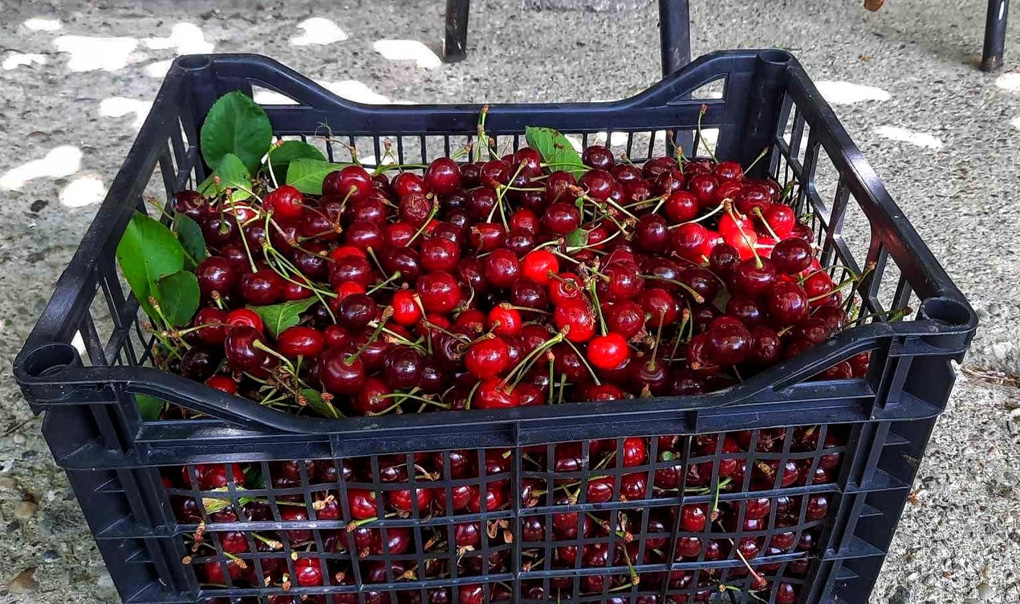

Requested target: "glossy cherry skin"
[
  {"left": 767, "top": 281, "right": 810, "bottom": 326},
  {"left": 196, "top": 257, "right": 237, "bottom": 300},
  {"left": 417, "top": 271, "right": 462, "bottom": 313},
  {"left": 277, "top": 326, "right": 325, "bottom": 358},
  {"left": 347, "top": 488, "right": 379, "bottom": 520},
  {"left": 223, "top": 326, "right": 267, "bottom": 372},
  {"left": 240, "top": 269, "right": 284, "bottom": 305},
  {"left": 772, "top": 237, "right": 813, "bottom": 274},
  {"left": 424, "top": 157, "right": 462, "bottom": 195},
  {"left": 317, "top": 346, "right": 365, "bottom": 395},
  {"left": 483, "top": 249, "right": 521, "bottom": 289},
  {"left": 731, "top": 258, "right": 777, "bottom": 297},
  {"left": 587, "top": 333, "right": 630, "bottom": 370},
  {"left": 553, "top": 298, "right": 596, "bottom": 343},
  {"left": 324, "top": 166, "right": 373, "bottom": 201},
  {"left": 541, "top": 202, "right": 581, "bottom": 235},
  {"left": 704, "top": 317, "right": 752, "bottom": 366}
]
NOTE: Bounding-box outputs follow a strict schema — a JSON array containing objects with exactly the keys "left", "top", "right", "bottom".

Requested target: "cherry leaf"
[
  {"left": 248, "top": 298, "right": 319, "bottom": 339},
  {"left": 200, "top": 91, "right": 273, "bottom": 173},
  {"left": 525, "top": 126, "right": 586, "bottom": 178}
]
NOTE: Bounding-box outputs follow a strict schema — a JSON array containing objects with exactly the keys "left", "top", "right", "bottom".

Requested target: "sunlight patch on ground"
[
  {"left": 291, "top": 18, "right": 348, "bottom": 46},
  {"left": 1, "top": 146, "right": 82, "bottom": 191},
  {"left": 996, "top": 72, "right": 1020, "bottom": 91},
  {"left": 53, "top": 36, "right": 138, "bottom": 72},
  {"left": 815, "top": 81, "right": 891, "bottom": 105},
  {"left": 144, "top": 60, "right": 173, "bottom": 78},
  {"left": 144, "top": 23, "right": 214, "bottom": 54},
  {"left": 3, "top": 53, "right": 47, "bottom": 70},
  {"left": 100, "top": 97, "right": 153, "bottom": 129},
  {"left": 60, "top": 176, "right": 107, "bottom": 207},
  {"left": 321, "top": 80, "right": 391, "bottom": 104},
  {"left": 23, "top": 18, "right": 62, "bottom": 31},
  {"left": 874, "top": 126, "right": 942, "bottom": 150},
  {"left": 1010, "top": 116, "right": 1020, "bottom": 130},
  {"left": 372, "top": 40, "right": 441, "bottom": 68},
  {"left": 254, "top": 80, "right": 393, "bottom": 105}
]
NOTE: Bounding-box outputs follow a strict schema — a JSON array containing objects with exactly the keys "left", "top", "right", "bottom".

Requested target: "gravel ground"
[{"left": 0, "top": 0, "right": 1018, "bottom": 602}]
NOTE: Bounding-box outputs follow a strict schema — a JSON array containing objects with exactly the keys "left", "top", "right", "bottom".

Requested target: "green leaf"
[
  {"left": 173, "top": 214, "right": 207, "bottom": 268},
  {"left": 286, "top": 158, "right": 349, "bottom": 195},
  {"left": 565, "top": 228, "right": 588, "bottom": 248},
  {"left": 201, "top": 487, "right": 251, "bottom": 514},
  {"left": 197, "top": 153, "right": 252, "bottom": 203},
  {"left": 525, "top": 126, "right": 586, "bottom": 178},
  {"left": 301, "top": 389, "right": 340, "bottom": 418},
  {"left": 154, "top": 271, "right": 200, "bottom": 327},
  {"left": 200, "top": 91, "right": 273, "bottom": 173},
  {"left": 135, "top": 394, "right": 164, "bottom": 421},
  {"left": 267, "top": 141, "right": 326, "bottom": 183},
  {"left": 117, "top": 212, "right": 185, "bottom": 319},
  {"left": 248, "top": 298, "right": 319, "bottom": 339}
]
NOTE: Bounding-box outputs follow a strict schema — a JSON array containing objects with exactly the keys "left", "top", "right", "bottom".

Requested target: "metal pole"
[
  {"left": 981, "top": 0, "right": 1009, "bottom": 71},
  {"left": 444, "top": 0, "right": 470, "bottom": 63},
  {"left": 659, "top": 0, "right": 691, "bottom": 76}
]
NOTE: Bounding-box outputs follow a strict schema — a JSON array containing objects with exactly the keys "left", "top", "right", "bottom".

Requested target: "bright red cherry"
[
  {"left": 263, "top": 185, "right": 305, "bottom": 220},
  {"left": 424, "top": 157, "right": 462, "bottom": 195},
  {"left": 587, "top": 333, "right": 630, "bottom": 370},
  {"left": 553, "top": 299, "right": 596, "bottom": 343},
  {"left": 277, "top": 326, "right": 325, "bottom": 358},
  {"left": 522, "top": 249, "right": 558, "bottom": 285},
  {"left": 465, "top": 337, "right": 511, "bottom": 379}
]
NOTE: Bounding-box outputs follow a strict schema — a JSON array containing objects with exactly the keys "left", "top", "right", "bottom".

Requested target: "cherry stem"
[
  {"left": 806, "top": 274, "right": 860, "bottom": 303},
  {"left": 407, "top": 205, "right": 439, "bottom": 246},
  {"left": 668, "top": 202, "right": 725, "bottom": 229},
  {"left": 640, "top": 275, "right": 706, "bottom": 305},
  {"left": 367, "top": 271, "right": 403, "bottom": 295},
  {"left": 365, "top": 247, "right": 389, "bottom": 279},
  {"left": 562, "top": 338, "right": 602, "bottom": 385},
  {"left": 587, "top": 282, "right": 609, "bottom": 337},
  {"left": 225, "top": 197, "right": 259, "bottom": 274},
  {"left": 647, "top": 312, "right": 665, "bottom": 371},
  {"left": 752, "top": 207, "right": 780, "bottom": 240},
  {"left": 464, "top": 380, "right": 481, "bottom": 411},
  {"left": 547, "top": 358, "right": 555, "bottom": 405},
  {"left": 344, "top": 309, "right": 392, "bottom": 365},
  {"left": 744, "top": 146, "right": 769, "bottom": 175},
  {"left": 779, "top": 179, "right": 799, "bottom": 205},
  {"left": 723, "top": 200, "right": 763, "bottom": 269},
  {"left": 476, "top": 105, "right": 496, "bottom": 162},
  {"left": 696, "top": 104, "right": 718, "bottom": 164},
  {"left": 556, "top": 372, "right": 567, "bottom": 404},
  {"left": 850, "top": 306, "right": 912, "bottom": 325},
  {"left": 503, "top": 333, "right": 565, "bottom": 390},
  {"left": 669, "top": 309, "right": 692, "bottom": 364}
]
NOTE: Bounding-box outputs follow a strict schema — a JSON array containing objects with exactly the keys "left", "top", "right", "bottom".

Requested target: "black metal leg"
[
  {"left": 981, "top": 0, "right": 1010, "bottom": 71},
  {"left": 659, "top": 0, "right": 693, "bottom": 156},
  {"left": 659, "top": 0, "right": 691, "bottom": 76},
  {"left": 444, "top": 0, "right": 470, "bottom": 63}
]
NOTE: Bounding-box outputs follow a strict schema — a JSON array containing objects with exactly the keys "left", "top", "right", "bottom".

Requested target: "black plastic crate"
[{"left": 13, "top": 45, "right": 975, "bottom": 604}]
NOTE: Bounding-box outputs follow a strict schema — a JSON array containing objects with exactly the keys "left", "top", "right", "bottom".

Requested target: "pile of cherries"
[
  {"left": 168, "top": 424, "right": 844, "bottom": 604},
  {"left": 161, "top": 143, "right": 866, "bottom": 603},
  {"left": 169, "top": 142, "right": 868, "bottom": 419}
]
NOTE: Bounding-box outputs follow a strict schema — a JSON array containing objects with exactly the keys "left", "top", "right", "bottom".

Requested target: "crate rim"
[{"left": 14, "top": 50, "right": 977, "bottom": 438}]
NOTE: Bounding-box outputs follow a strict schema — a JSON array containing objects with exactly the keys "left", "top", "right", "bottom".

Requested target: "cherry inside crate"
[{"left": 14, "top": 50, "right": 974, "bottom": 604}]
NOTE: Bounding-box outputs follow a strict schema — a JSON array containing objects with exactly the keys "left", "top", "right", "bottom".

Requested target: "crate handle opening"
[
  {"left": 21, "top": 343, "right": 82, "bottom": 378},
  {"left": 758, "top": 49, "right": 793, "bottom": 66},
  {"left": 919, "top": 297, "right": 974, "bottom": 328},
  {"left": 177, "top": 55, "right": 212, "bottom": 71}
]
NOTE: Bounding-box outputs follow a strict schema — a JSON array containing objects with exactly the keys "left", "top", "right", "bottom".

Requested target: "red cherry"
[
  {"left": 263, "top": 185, "right": 305, "bottom": 220},
  {"left": 277, "top": 326, "right": 325, "bottom": 358},
  {"left": 390, "top": 290, "right": 422, "bottom": 326},
  {"left": 417, "top": 271, "right": 462, "bottom": 313},
  {"left": 587, "top": 333, "right": 630, "bottom": 370},
  {"left": 522, "top": 249, "right": 558, "bottom": 285},
  {"left": 392, "top": 172, "right": 426, "bottom": 198},
  {"left": 762, "top": 204, "right": 796, "bottom": 238},
  {"left": 474, "top": 379, "right": 520, "bottom": 409},
  {"left": 424, "top": 157, "right": 462, "bottom": 195},
  {"left": 465, "top": 337, "right": 511, "bottom": 379},
  {"left": 324, "top": 166, "right": 373, "bottom": 201},
  {"left": 205, "top": 375, "right": 237, "bottom": 394},
  {"left": 553, "top": 299, "right": 596, "bottom": 343},
  {"left": 664, "top": 190, "right": 699, "bottom": 223},
  {"left": 488, "top": 304, "right": 523, "bottom": 336}
]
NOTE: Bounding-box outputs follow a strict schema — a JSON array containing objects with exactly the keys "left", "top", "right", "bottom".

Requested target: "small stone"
[
  {"left": 97, "top": 573, "right": 114, "bottom": 588},
  {"left": 14, "top": 500, "right": 38, "bottom": 520},
  {"left": 992, "top": 341, "right": 1012, "bottom": 360},
  {"left": 889, "top": 585, "right": 911, "bottom": 604},
  {"left": 8, "top": 568, "right": 38, "bottom": 594},
  {"left": 987, "top": 302, "right": 1002, "bottom": 316},
  {"left": 42, "top": 550, "right": 60, "bottom": 563},
  {"left": 975, "top": 307, "right": 990, "bottom": 320},
  {"left": 12, "top": 433, "right": 26, "bottom": 445},
  {"left": 0, "top": 476, "right": 17, "bottom": 490},
  {"left": 977, "top": 582, "right": 992, "bottom": 600}
]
